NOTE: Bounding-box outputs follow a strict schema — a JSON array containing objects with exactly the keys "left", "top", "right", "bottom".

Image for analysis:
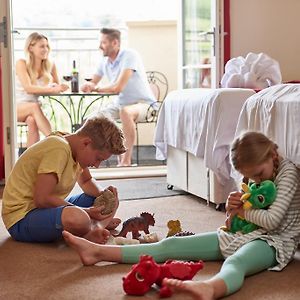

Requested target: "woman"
[{"left": 16, "top": 32, "right": 68, "bottom": 147}]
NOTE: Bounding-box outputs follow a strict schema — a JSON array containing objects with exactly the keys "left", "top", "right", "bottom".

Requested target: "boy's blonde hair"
[
  {"left": 230, "top": 131, "right": 278, "bottom": 171},
  {"left": 76, "top": 114, "right": 126, "bottom": 155}
]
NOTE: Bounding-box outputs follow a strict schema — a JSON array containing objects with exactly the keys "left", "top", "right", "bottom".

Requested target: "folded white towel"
[{"left": 221, "top": 52, "right": 282, "bottom": 89}]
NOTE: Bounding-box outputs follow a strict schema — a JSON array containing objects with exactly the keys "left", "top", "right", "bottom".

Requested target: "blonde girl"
[
  {"left": 63, "top": 131, "right": 300, "bottom": 299},
  {"left": 16, "top": 32, "right": 68, "bottom": 147}
]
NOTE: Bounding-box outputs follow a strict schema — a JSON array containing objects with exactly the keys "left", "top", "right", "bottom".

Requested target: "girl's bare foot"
[
  {"left": 83, "top": 226, "right": 110, "bottom": 244},
  {"left": 63, "top": 230, "right": 104, "bottom": 265},
  {"left": 162, "top": 278, "right": 215, "bottom": 300}
]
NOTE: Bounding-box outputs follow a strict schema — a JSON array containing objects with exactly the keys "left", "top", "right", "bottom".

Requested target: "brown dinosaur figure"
[{"left": 115, "top": 212, "right": 155, "bottom": 240}]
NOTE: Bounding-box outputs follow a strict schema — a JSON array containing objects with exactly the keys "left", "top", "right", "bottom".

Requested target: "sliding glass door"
[{"left": 180, "top": 0, "right": 224, "bottom": 89}]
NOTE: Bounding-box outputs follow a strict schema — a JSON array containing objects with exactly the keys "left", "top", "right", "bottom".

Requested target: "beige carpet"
[{"left": 1, "top": 195, "right": 300, "bottom": 300}]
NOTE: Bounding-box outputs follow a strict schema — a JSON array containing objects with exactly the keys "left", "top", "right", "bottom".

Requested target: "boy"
[{"left": 2, "top": 115, "right": 126, "bottom": 244}]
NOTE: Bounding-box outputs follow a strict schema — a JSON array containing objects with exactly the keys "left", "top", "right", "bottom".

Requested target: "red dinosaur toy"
[{"left": 122, "top": 255, "right": 204, "bottom": 298}]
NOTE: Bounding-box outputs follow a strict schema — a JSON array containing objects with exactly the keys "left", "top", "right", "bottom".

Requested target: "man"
[{"left": 81, "top": 28, "right": 157, "bottom": 166}]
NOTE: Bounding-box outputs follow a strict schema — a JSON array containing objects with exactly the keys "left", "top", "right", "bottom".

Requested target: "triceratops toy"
[
  {"left": 122, "top": 255, "right": 204, "bottom": 298},
  {"left": 227, "top": 180, "right": 277, "bottom": 234}
]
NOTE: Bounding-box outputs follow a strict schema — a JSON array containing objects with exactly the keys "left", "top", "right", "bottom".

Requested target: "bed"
[
  {"left": 154, "top": 87, "right": 256, "bottom": 206},
  {"left": 234, "top": 83, "right": 300, "bottom": 180}
]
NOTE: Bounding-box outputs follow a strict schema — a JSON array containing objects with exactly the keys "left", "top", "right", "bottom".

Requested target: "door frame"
[{"left": 0, "top": 0, "right": 17, "bottom": 180}]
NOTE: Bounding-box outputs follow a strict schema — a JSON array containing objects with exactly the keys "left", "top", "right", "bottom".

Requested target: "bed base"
[{"left": 167, "top": 146, "right": 237, "bottom": 206}]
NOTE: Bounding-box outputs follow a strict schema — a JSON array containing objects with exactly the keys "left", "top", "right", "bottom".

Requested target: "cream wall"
[
  {"left": 126, "top": 20, "right": 178, "bottom": 94},
  {"left": 230, "top": 0, "right": 300, "bottom": 82},
  {"left": 126, "top": 20, "right": 178, "bottom": 145}
]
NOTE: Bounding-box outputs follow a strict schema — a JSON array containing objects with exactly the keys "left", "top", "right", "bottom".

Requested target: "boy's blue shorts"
[{"left": 8, "top": 193, "right": 95, "bottom": 243}]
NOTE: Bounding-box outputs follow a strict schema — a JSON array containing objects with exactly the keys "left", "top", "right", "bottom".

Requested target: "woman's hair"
[
  {"left": 230, "top": 131, "right": 278, "bottom": 171},
  {"left": 76, "top": 114, "right": 126, "bottom": 155},
  {"left": 24, "top": 32, "right": 52, "bottom": 84}
]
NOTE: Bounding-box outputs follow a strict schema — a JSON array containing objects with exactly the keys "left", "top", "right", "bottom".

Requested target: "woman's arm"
[
  {"left": 16, "top": 59, "right": 68, "bottom": 94},
  {"left": 51, "top": 63, "right": 60, "bottom": 84}
]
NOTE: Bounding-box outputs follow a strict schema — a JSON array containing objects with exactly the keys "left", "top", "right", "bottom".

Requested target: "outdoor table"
[{"left": 39, "top": 92, "right": 117, "bottom": 132}]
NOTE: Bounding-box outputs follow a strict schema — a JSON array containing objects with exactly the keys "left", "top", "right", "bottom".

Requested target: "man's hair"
[
  {"left": 100, "top": 28, "right": 121, "bottom": 42},
  {"left": 76, "top": 114, "right": 126, "bottom": 155}
]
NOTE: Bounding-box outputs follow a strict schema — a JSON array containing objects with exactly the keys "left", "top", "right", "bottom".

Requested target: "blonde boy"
[{"left": 2, "top": 115, "right": 126, "bottom": 243}]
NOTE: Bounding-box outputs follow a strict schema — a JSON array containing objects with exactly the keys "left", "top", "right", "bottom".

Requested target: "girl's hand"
[
  {"left": 226, "top": 191, "right": 244, "bottom": 212},
  {"left": 225, "top": 207, "right": 245, "bottom": 230}
]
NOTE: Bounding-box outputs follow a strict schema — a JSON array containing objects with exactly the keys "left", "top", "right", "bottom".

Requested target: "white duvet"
[
  {"left": 235, "top": 84, "right": 300, "bottom": 168},
  {"left": 154, "top": 88, "right": 255, "bottom": 185}
]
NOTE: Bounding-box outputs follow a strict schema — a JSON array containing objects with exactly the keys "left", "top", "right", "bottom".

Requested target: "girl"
[
  {"left": 63, "top": 131, "right": 300, "bottom": 299},
  {"left": 16, "top": 32, "right": 68, "bottom": 148}
]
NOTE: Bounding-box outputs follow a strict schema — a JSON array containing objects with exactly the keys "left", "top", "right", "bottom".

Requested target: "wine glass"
[{"left": 63, "top": 75, "right": 72, "bottom": 82}]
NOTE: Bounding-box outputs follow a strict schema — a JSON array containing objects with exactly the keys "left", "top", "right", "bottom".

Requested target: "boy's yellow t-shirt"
[{"left": 2, "top": 135, "right": 82, "bottom": 230}]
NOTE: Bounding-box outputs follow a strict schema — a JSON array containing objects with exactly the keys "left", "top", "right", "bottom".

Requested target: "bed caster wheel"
[
  {"left": 167, "top": 184, "right": 174, "bottom": 190},
  {"left": 215, "top": 203, "right": 225, "bottom": 211}
]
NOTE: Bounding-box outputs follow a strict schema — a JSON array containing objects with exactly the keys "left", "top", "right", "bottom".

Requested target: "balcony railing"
[{"left": 13, "top": 27, "right": 127, "bottom": 84}]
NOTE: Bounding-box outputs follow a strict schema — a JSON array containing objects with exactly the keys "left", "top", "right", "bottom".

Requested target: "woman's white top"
[{"left": 15, "top": 76, "right": 44, "bottom": 104}]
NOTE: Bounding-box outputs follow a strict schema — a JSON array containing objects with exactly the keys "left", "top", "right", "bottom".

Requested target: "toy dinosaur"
[
  {"left": 174, "top": 231, "right": 195, "bottom": 237},
  {"left": 122, "top": 255, "right": 204, "bottom": 298},
  {"left": 115, "top": 212, "right": 155, "bottom": 239},
  {"left": 224, "top": 180, "right": 277, "bottom": 234},
  {"left": 166, "top": 220, "right": 182, "bottom": 237}
]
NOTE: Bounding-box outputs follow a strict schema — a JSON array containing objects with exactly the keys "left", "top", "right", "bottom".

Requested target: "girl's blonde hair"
[
  {"left": 24, "top": 32, "right": 52, "bottom": 84},
  {"left": 76, "top": 114, "right": 126, "bottom": 155},
  {"left": 230, "top": 131, "right": 278, "bottom": 171}
]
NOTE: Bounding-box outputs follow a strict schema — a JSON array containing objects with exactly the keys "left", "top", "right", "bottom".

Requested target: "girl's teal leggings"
[{"left": 121, "top": 231, "right": 277, "bottom": 295}]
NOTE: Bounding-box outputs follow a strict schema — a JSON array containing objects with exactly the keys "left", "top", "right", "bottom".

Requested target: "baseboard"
[{"left": 90, "top": 165, "right": 167, "bottom": 180}]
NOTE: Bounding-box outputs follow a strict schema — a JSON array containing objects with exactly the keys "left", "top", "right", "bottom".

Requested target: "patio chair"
[
  {"left": 134, "top": 71, "right": 168, "bottom": 164},
  {"left": 17, "top": 122, "right": 28, "bottom": 156}
]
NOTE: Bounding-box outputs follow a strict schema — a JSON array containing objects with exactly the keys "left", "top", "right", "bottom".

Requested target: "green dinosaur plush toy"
[{"left": 228, "top": 180, "right": 277, "bottom": 234}]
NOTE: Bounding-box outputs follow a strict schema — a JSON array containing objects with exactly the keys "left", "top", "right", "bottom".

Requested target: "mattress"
[
  {"left": 154, "top": 88, "right": 255, "bottom": 185},
  {"left": 235, "top": 84, "right": 300, "bottom": 168}
]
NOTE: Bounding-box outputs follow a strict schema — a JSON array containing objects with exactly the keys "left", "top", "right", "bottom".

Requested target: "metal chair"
[
  {"left": 17, "top": 122, "right": 28, "bottom": 156},
  {"left": 135, "top": 71, "right": 168, "bottom": 164}
]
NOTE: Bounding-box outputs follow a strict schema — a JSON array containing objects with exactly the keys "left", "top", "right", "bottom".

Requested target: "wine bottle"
[{"left": 71, "top": 60, "right": 79, "bottom": 93}]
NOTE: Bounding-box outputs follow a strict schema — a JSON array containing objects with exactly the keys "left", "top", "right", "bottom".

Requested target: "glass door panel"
[{"left": 181, "top": 0, "right": 222, "bottom": 89}]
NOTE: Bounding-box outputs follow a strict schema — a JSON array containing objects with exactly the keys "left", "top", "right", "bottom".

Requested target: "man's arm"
[
  {"left": 95, "top": 69, "right": 133, "bottom": 94},
  {"left": 81, "top": 74, "right": 102, "bottom": 92}
]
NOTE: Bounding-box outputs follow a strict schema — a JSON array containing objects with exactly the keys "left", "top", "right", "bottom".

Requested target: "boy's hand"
[{"left": 86, "top": 206, "right": 113, "bottom": 221}]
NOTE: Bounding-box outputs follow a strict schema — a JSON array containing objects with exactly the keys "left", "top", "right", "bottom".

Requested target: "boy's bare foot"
[
  {"left": 106, "top": 217, "right": 121, "bottom": 230},
  {"left": 63, "top": 230, "right": 104, "bottom": 265},
  {"left": 162, "top": 278, "right": 215, "bottom": 300},
  {"left": 83, "top": 226, "right": 110, "bottom": 244}
]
